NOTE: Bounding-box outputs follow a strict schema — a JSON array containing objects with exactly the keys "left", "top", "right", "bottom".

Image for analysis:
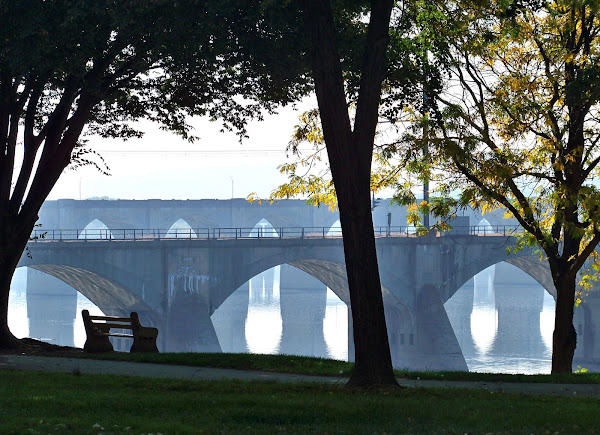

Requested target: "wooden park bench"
[{"left": 82, "top": 310, "right": 159, "bottom": 353}]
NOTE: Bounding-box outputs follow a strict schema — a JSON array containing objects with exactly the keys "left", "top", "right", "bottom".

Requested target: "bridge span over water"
[{"left": 19, "top": 226, "right": 560, "bottom": 371}]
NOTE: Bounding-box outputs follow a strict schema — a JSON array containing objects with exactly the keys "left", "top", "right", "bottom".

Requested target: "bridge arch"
[
  {"left": 18, "top": 245, "right": 163, "bottom": 331},
  {"left": 444, "top": 259, "right": 556, "bottom": 372},
  {"left": 327, "top": 219, "right": 341, "bottom": 237},
  {"left": 211, "top": 257, "right": 412, "bottom": 362},
  {"left": 79, "top": 219, "right": 112, "bottom": 240},
  {"left": 249, "top": 218, "right": 279, "bottom": 238},
  {"left": 73, "top": 214, "right": 136, "bottom": 232},
  {"left": 159, "top": 215, "right": 219, "bottom": 230},
  {"left": 27, "top": 264, "right": 158, "bottom": 325},
  {"left": 166, "top": 219, "right": 197, "bottom": 238},
  {"left": 439, "top": 239, "right": 555, "bottom": 302}
]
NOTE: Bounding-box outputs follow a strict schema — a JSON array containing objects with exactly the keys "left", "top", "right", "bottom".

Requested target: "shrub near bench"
[{"left": 82, "top": 310, "right": 159, "bottom": 353}]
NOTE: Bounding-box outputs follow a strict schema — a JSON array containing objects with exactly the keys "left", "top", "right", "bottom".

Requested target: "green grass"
[
  {"left": 80, "top": 351, "right": 354, "bottom": 376},
  {"left": 0, "top": 370, "right": 599, "bottom": 434},
  {"left": 76, "top": 351, "right": 600, "bottom": 384}
]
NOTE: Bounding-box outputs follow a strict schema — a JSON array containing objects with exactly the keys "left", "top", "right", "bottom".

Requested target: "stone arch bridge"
[{"left": 18, "top": 229, "right": 560, "bottom": 371}]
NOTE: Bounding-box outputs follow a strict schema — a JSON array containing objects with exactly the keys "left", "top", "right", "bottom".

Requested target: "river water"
[
  {"left": 8, "top": 262, "right": 557, "bottom": 374},
  {"left": 445, "top": 263, "right": 555, "bottom": 374}
]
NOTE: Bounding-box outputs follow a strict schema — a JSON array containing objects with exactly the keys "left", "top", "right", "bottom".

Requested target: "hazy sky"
[{"left": 48, "top": 100, "right": 319, "bottom": 201}]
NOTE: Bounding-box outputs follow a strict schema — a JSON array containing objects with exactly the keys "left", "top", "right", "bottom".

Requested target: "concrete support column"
[
  {"left": 211, "top": 281, "right": 249, "bottom": 353},
  {"left": 26, "top": 268, "right": 77, "bottom": 347},
  {"left": 493, "top": 284, "right": 545, "bottom": 357},
  {"left": 279, "top": 287, "right": 328, "bottom": 358},
  {"left": 383, "top": 296, "right": 416, "bottom": 369},
  {"left": 411, "top": 284, "right": 468, "bottom": 371},
  {"left": 573, "top": 298, "right": 600, "bottom": 370},
  {"left": 279, "top": 265, "right": 328, "bottom": 358},
  {"left": 444, "top": 278, "right": 476, "bottom": 359},
  {"left": 166, "top": 293, "right": 221, "bottom": 353}
]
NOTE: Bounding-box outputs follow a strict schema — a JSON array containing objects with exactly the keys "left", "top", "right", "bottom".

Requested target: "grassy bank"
[
  {"left": 79, "top": 351, "right": 600, "bottom": 384},
  {"left": 0, "top": 370, "right": 599, "bottom": 433}
]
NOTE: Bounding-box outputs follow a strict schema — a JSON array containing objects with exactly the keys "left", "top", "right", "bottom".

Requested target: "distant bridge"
[{"left": 20, "top": 226, "right": 558, "bottom": 371}]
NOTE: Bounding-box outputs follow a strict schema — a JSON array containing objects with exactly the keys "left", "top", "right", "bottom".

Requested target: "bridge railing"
[{"left": 29, "top": 224, "right": 523, "bottom": 241}]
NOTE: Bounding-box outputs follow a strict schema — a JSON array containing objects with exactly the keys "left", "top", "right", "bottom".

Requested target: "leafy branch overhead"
[
  {"left": 0, "top": 0, "right": 312, "bottom": 348},
  {"left": 405, "top": 0, "right": 600, "bottom": 373},
  {"left": 0, "top": 1, "right": 312, "bottom": 218}
]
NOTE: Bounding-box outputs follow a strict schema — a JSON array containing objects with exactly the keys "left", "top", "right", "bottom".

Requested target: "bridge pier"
[
  {"left": 279, "top": 264, "right": 328, "bottom": 358},
  {"left": 410, "top": 284, "right": 468, "bottom": 371},
  {"left": 26, "top": 268, "right": 77, "bottom": 347},
  {"left": 574, "top": 295, "right": 600, "bottom": 370},
  {"left": 444, "top": 278, "right": 476, "bottom": 359},
  {"left": 166, "top": 293, "right": 221, "bottom": 353},
  {"left": 377, "top": 240, "right": 469, "bottom": 371},
  {"left": 345, "top": 288, "right": 468, "bottom": 371},
  {"left": 211, "top": 281, "right": 249, "bottom": 353}
]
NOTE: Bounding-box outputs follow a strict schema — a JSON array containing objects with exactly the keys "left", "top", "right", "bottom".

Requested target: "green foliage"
[
  {"left": 384, "top": 0, "right": 600, "bottom": 372},
  {"left": 393, "top": 0, "right": 600, "bottom": 286},
  {"left": 0, "top": 1, "right": 312, "bottom": 217},
  {"left": 258, "top": 2, "right": 442, "bottom": 218}
]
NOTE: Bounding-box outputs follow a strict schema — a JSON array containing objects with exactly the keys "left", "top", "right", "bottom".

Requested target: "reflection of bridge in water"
[{"left": 19, "top": 223, "right": 600, "bottom": 372}]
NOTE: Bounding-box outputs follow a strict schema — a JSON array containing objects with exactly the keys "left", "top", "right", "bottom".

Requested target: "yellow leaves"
[
  {"left": 278, "top": 162, "right": 297, "bottom": 175},
  {"left": 290, "top": 109, "right": 324, "bottom": 147},
  {"left": 480, "top": 201, "right": 499, "bottom": 215}
]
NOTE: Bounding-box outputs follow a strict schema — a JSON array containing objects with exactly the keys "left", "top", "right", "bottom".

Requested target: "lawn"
[
  {"left": 0, "top": 370, "right": 598, "bottom": 433},
  {"left": 80, "top": 351, "right": 600, "bottom": 384}
]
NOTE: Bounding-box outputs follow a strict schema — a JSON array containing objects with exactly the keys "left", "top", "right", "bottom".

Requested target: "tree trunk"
[
  {"left": 338, "top": 189, "right": 397, "bottom": 386},
  {"left": 301, "top": 0, "right": 397, "bottom": 386},
  {"left": 551, "top": 272, "right": 577, "bottom": 373},
  {"left": 0, "top": 263, "right": 18, "bottom": 348},
  {"left": 0, "top": 216, "right": 36, "bottom": 348}
]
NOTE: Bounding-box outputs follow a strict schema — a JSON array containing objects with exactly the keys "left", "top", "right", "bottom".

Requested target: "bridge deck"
[{"left": 30, "top": 225, "right": 521, "bottom": 242}]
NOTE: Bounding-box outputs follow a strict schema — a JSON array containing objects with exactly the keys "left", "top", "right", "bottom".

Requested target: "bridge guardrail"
[{"left": 29, "top": 224, "right": 523, "bottom": 242}]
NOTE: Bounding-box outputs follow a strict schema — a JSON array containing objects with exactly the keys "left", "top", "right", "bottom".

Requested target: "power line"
[{"left": 93, "top": 149, "right": 315, "bottom": 155}]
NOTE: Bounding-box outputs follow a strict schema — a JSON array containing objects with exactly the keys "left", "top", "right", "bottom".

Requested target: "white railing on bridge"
[{"left": 29, "top": 225, "right": 523, "bottom": 241}]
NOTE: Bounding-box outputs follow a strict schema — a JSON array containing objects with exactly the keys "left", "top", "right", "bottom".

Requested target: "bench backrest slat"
[
  {"left": 88, "top": 316, "right": 132, "bottom": 322},
  {"left": 92, "top": 322, "right": 134, "bottom": 330}
]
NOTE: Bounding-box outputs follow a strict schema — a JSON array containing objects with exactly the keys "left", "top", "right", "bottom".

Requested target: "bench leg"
[
  {"left": 131, "top": 331, "right": 159, "bottom": 353},
  {"left": 84, "top": 335, "right": 114, "bottom": 353}
]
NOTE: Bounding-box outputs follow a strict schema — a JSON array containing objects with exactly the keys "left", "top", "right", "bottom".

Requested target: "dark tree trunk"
[
  {"left": 551, "top": 269, "right": 577, "bottom": 373},
  {"left": 301, "top": 0, "right": 397, "bottom": 386},
  {"left": 338, "top": 188, "right": 397, "bottom": 385},
  {"left": 0, "top": 267, "right": 18, "bottom": 348},
  {"left": 0, "top": 217, "right": 35, "bottom": 348}
]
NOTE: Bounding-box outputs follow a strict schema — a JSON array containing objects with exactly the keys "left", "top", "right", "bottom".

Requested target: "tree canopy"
[{"left": 0, "top": 0, "right": 310, "bottom": 347}]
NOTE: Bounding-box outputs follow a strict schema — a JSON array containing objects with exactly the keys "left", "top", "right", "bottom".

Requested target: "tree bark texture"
[
  {"left": 0, "top": 216, "right": 36, "bottom": 347},
  {"left": 301, "top": 0, "right": 397, "bottom": 386},
  {"left": 552, "top": 273, "right": 577, "bottom": 373},
  {"left": 548, "top": 212, "right": 581, "bottom": 373}
]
